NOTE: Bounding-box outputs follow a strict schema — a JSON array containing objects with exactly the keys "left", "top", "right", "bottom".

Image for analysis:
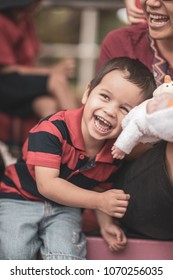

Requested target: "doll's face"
[
  {"left": 147, "top": 92, "right": 173, "bottom": 114},
  {"left": 153, "top": 78, "right": 173, "bottom": 97}
]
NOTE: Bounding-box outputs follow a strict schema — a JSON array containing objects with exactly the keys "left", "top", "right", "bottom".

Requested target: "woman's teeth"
[{"left": 150, "top": 14, "right": 169, "bottom": 24}]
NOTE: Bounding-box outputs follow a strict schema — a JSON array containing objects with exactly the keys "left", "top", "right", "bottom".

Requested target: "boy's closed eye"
[
  {"left": 100, "top": 93, "right": 110, "bottom": 101},
  {"left": 120, "top": 106, "right": 130, "bottom": 115}
]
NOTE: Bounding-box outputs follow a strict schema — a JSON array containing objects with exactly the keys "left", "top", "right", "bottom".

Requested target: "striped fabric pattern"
[
  {"left": 149, "top": 36, "right": 173, "bottom": 87},
  {"left": 0, "top": 107, "right": 122, "bottom": 202}
]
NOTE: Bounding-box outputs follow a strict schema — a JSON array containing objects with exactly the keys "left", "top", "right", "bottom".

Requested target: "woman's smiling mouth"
[{"left": 149, "top": 13, "right": 170, "bottom": 27}]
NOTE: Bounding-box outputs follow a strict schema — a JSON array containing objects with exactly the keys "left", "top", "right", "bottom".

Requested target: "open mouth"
[
  {"left": 94, "top": 115, "right": 112, "bottom": 133},
  {"left": 149, "top": 14, "right": 170, "bottom": 26}
]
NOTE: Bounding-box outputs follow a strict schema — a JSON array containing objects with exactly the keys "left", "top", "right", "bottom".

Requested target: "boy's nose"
[{"left": 104, "top": 106, "right": 117, "bottom": 118}]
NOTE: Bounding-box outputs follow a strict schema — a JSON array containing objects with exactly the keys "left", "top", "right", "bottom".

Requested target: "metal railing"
[
  {"left": 42, "top": 0, "right": 124, "bottom": 10},
  {"left": 40, "top": 0, "right": 125, "bottom": 92}
]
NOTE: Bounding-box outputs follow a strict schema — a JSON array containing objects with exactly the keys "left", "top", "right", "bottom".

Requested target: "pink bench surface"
[{"left": 86, "top": 237, "right": 173, "bottom": 260}]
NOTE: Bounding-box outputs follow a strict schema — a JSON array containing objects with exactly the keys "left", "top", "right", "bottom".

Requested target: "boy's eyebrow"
[{"left": 100, "top": 88, "right": 113, "bottom": 94}]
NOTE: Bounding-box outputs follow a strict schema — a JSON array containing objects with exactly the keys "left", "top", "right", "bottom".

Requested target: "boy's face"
[
  {"left": 81, "top": 70, "right": 143, "bottom": 145},
  {"left": 140, "top": 0, "right": 173, "bottom": 40}
]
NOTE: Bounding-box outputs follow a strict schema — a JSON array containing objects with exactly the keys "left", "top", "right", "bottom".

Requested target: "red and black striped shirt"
[{"left": 0, "top": 107, "right": 122, "bottom": 201}]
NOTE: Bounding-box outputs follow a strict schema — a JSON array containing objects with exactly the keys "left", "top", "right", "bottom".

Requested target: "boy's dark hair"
[{"left": 89, "top": 57, "right": 156, "bottom": 100}]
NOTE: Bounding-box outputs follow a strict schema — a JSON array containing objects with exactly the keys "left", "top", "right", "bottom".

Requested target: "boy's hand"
[
  {"left": 97, "top": 189, "right": 130, "bottom": 217},
  {"left": 101, "top": 222, "right": 127, "bottom": 251}
]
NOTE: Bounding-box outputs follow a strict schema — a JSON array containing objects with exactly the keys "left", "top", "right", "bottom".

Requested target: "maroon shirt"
[
  {"left": 0, "top": 13, "right": 40, "bottom": 66},
  {"left": 97, "top": 23, "right": 173, "bottom": 86},
  {"left": 97, "top": 23, "right": 152, "bottom": 71}
]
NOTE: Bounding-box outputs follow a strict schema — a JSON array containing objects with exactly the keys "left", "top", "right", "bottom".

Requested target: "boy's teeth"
[
  {"left": 95, "top": 116, "right": 112, "bottom": 132},
  {"left": 96, "top": 116, "right": 111, "bottom": 127}
]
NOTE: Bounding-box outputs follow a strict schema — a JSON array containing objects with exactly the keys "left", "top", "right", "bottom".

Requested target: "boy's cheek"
[{"left": 112, "top": 127, "right": 122, "bottom": 139}]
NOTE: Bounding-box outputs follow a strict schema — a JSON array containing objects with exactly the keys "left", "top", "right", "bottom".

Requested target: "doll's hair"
[{"left": 89, "top": 57, "right": 156, "bottom": 100}]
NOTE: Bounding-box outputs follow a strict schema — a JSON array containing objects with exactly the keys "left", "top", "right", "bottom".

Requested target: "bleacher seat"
[{"left": 86, "top": 237, "right": 173, "bottom": 260}]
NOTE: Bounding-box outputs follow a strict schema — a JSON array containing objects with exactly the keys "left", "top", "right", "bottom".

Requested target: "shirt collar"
[{"left": 65, "top": 106, "right": 85, "bottom": 151}]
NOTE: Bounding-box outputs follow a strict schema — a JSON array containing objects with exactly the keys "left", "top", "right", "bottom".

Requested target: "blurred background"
[
  {"left": 0, "top": 0, "right": 128, "bottom": 177},
  {"left": 34, "top": 0, "right": 127, "bottom": 95}
]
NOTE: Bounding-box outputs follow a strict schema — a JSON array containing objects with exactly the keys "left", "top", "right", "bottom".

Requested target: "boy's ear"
[{"left": 81, "top": 84, "right": 90, "bottom": 105}]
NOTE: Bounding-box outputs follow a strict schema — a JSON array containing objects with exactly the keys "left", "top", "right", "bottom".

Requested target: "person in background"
[
  {"left": 0, "top": 0, "right": 78, "bottom": 119},
  {"left": 0, "top": 0, "right": 78, "bottom": 176},
  {"left": 116, "top": 0, "right": 145, "bottom": 25},
  {"left": 96, "top": 0, "right": 173, "bottom": 249},
  {"left": 125, "top": 0, "right": 145, "bottom": 24},
  {"left": 0, "top": 57, "right": 156, "bottom": 259}
]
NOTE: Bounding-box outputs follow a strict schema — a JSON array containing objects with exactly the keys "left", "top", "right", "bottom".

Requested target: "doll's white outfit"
[
  {"left": 114, "top": 103, "right": 173, "bottom": 154},
  {"left": 114, "top": 76, "right": 173, "bottom": 154},
  {"left": 146, "top": 107, "right": 173, "bottom": 142}
]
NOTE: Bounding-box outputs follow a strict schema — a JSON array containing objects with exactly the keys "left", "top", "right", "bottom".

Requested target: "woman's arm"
[{"left": 0, "top": 58, "right": 76, "bottom": 77}]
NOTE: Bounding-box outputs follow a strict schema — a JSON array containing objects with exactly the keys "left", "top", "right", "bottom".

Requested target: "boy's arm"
[
  {"left": 95, "top": 210, "right": 127, "bottom": 251},
  {"left": 35, "top": 166, "right": 130, "bottom": 217},
  {"left": 1, "top": 58, "right": 76, "bottom": 78}
]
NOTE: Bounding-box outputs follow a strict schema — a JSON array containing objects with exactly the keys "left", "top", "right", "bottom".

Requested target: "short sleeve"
[{"left": 26, "top": 119, "right": 63, "bottom": 169}]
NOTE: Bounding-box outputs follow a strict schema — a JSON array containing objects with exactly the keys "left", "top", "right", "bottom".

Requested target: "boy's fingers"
[
  {"left": 116, "top": 200, "right": 129, "bottom": 207},
  {"left": 109, "top": 243, "right": 126, "bottom": 251},
  {"left": 114, "top": 206, "right": 128, "bottom": 214},
  {"left": 111, "top": 189, "right": 129, "bottom": 196},
  {"left": 115, "top": 193, "right": 130, "bottom": 201},
  {"left": 113, "top": 212, "right": 126, "bottom": 218}
]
